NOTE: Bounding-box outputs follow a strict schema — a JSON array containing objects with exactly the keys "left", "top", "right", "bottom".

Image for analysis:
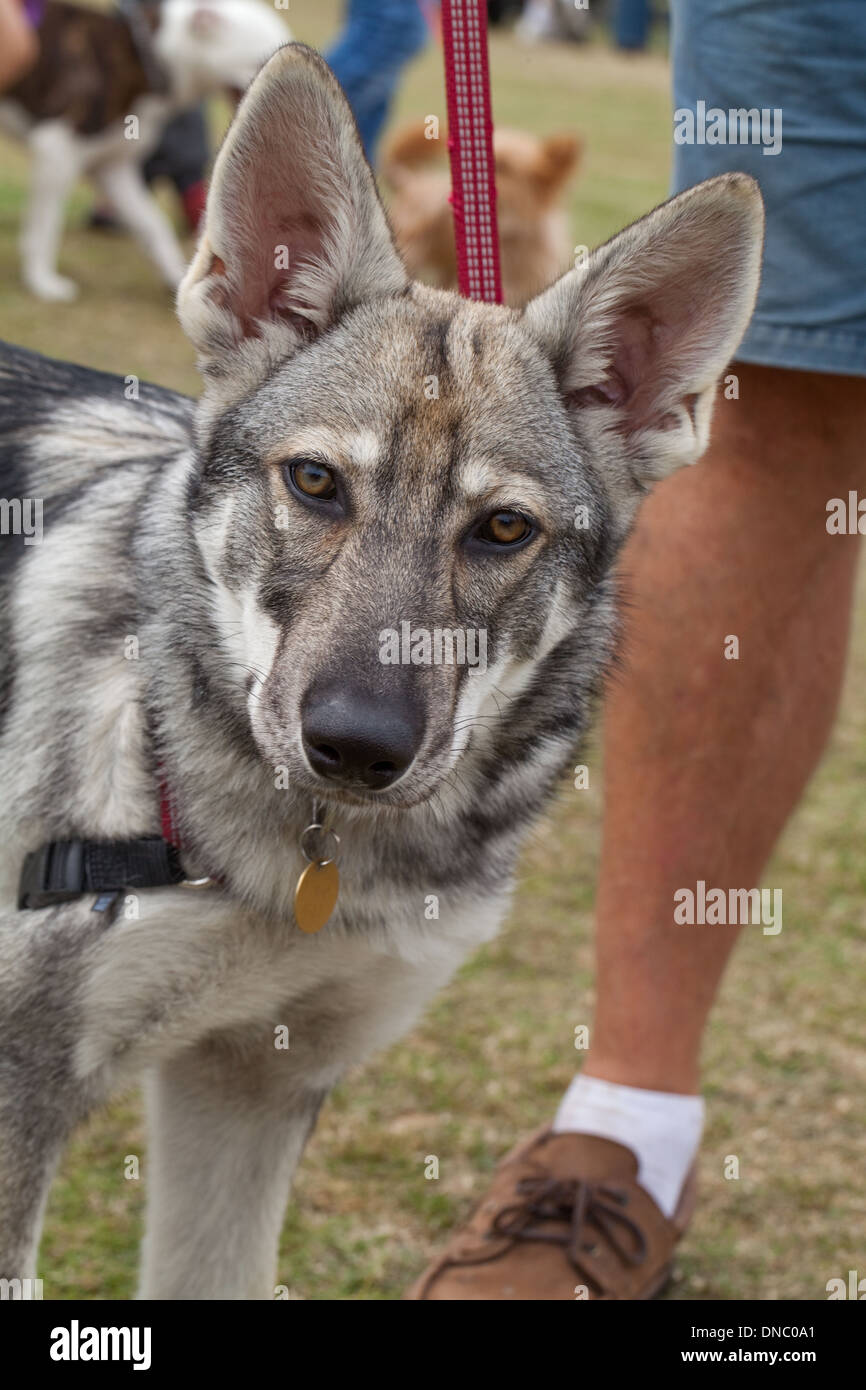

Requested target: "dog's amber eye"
[
  {"left": 476, "top": 510, "right": 533, "bottom": 547},
  {"left": 289, "top": 459, "right": 337, "bottom": 500}
]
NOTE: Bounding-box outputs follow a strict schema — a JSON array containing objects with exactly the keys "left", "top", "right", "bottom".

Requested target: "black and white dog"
[
  {"left": 0, "top": 0, "right": 289, "bottom": 301},
  {"left": 0, "top": 44, "right": 763, "bottom": 1298}
]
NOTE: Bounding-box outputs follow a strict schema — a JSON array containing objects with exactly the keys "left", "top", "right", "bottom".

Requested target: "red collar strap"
[
  {"left": 159, "top": 777, "right": 182, "bottom": 850},
  {"left": 159, "top": 777, "right": 221, "bottom": 891}
]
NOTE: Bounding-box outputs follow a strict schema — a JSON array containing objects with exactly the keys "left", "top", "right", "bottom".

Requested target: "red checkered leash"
[{"left": 441, "top": 0, "right": 503, "bottom": 304}]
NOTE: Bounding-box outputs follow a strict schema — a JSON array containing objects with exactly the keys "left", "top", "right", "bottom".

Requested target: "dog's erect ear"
[
  {"left": 523, "top": 174, "right": 763, "bottom": 507},
  {"left": 535, "top": 133, "right": 582, "bottom": 197},
  {"left": 177, "top": 43, "right": 407, "bottom": 405}
]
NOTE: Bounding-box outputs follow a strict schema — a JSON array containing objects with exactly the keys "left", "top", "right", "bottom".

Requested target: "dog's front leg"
[
  {"left": 21, "top": 120, "right": 83, "bottom": 301},
  {"left": 0, "top": 1096, "right": 74, "bottom": 1283},
  {"left": 93, "top": 160, "right": 188, "bottom": 291},
  {"left": 139, "top": 1034, "right": 326, "bottom": 1300},
  {"left": 0, "top": 909, "right": 104, "bottom": 1282}
]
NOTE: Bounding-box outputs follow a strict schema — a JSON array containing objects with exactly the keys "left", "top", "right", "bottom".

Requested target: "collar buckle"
[
  {"left": 18, "top": 841, "right": 87, "bottom": 910},
  {"left": 17, "top": 836, "right": 187, "bottom": 911}
]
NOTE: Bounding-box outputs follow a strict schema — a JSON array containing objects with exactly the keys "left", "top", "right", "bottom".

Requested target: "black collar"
[
  {"left": 18, "top": 834, "right": 185, "bottom": 911},
  {"left": 17, "top": 778, "right": 218, "bottom": 911}
]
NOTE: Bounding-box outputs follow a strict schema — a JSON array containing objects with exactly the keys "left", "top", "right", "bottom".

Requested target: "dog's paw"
[{"left": 25, "top": 273, "right": 79, "bottom": 303}]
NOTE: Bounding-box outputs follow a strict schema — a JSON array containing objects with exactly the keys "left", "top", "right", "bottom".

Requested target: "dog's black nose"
[{"left": 301, "top": 681, "right": 423, "bottom": 789}]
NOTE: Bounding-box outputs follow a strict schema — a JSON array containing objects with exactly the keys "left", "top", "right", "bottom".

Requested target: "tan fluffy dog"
[{"left": 383, "top": 121, "right": 582, "bottom": 306}]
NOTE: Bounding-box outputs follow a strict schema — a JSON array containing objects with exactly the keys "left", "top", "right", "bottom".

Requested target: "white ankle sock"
[{"left": 552, "top": 1074, "right": 704, "bottom": 1218}]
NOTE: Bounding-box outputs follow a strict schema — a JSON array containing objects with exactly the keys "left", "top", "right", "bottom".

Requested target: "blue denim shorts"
[{"left": 671, "top": 0, "right": 866, "bottom": 377}]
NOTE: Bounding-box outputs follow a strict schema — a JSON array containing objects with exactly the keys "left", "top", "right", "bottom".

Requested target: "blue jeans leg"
[
  {"left": 325, "top": 0, "right": 430, "bottom": 161},
  {"left": 615, "top": 0, "right": 651, "bottom": 51}
]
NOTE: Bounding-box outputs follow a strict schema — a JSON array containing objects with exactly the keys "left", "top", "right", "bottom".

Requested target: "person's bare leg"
[{"left": 585, "top": 363, "right": 866, "bottom": 1095}]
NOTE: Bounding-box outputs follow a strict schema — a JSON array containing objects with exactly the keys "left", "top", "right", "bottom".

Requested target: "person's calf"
[{"left": 583, "top": 363, "right": 865, "bottom": 1097}]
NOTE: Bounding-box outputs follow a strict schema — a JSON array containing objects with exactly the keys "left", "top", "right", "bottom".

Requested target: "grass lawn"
[{"left": 1, "top": 0, "right": 863, "bottom": 1301}]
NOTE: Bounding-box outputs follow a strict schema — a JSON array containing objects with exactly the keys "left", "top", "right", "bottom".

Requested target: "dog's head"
[
  {"left": 177, "top": 44, "right": 763, "bottom": 812},
  {"left": 155, "top": 0, "right": 291, "bottom": 101},
  {"left": 493, "top": 128, "right": 582, "bottom": 221}
]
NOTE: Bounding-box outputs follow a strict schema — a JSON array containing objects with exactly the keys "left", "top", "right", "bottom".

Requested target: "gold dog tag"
[{"left": 294, "top": 858, "right": 339, "bottom": 934}]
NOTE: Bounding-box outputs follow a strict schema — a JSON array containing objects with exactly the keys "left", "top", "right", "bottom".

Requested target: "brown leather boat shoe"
[{"left": 405, "top": 1126, "right": 696, "bottom": 1300}]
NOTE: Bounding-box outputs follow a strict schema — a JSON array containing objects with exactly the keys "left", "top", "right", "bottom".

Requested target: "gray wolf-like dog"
[{"left": 0, "top": 44, "right": 763, "bottom": 1299}]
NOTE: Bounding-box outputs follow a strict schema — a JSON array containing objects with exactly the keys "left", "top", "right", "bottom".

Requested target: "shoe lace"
[{"left": 491, "top": 1175, "right": 649, "bottom": 1272}]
